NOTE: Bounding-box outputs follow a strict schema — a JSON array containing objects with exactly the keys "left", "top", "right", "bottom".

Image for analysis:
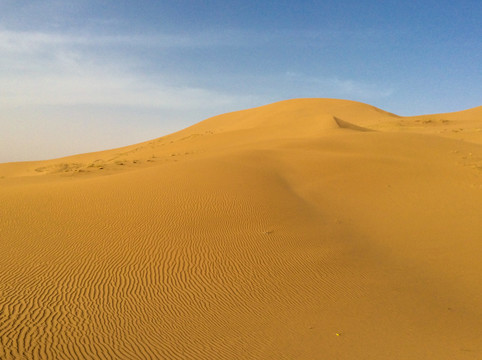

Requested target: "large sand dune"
[{"left": 1, "top": 98, "right": 481, "bottom": 359}]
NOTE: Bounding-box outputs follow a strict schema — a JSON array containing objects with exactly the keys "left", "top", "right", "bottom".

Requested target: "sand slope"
[{"left": 1, "top": 98, "right": 481, "bottom": 359}]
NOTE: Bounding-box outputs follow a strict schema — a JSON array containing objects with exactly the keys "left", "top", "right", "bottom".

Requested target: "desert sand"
[{"left": 1, "top": 98, "right": 481, "bottom": 359}]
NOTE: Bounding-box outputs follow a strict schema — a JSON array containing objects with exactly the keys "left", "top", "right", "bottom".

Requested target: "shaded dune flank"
[{"left": 1, "top": 98, "right": 482, "bottom": 359}]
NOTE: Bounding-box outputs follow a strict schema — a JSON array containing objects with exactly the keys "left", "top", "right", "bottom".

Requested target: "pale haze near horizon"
[{"left": 0, "top": 0, "right": 481, "bottom": 163}]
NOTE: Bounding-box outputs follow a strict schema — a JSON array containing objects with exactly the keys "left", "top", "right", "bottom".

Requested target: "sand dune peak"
[{"left": 1, "top": 98, "right": 481, "bottom": 359}]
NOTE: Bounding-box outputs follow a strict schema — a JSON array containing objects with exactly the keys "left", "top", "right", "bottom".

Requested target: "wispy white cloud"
[
  {"left": 0, "top": 63, "right": 243, "bottom": 109},
  {"left": 284, "top": 71, "right": 394, "bottom": 99},
  {"left": 0, "top": 27, "right": 396, "bottom": 105},
  {"left": 329, "top": 77, "right": 394, "bottom": 98},
  {"left": 0, "top": 27, "right": 394, "bottom": 122},
  {"left": 0, "top": 27, "right": 260, "bottom": 162},
  {"left": 0, "top": 27, "right": 280, "bottom": 53},
  {"left": 0, "top": 29, "right": 253, "bottom": 109},
  {"left": 0, "top": 25, "right": 395, "bottom": 162},
  {"left": 0, "top": 30, "right": 69, "bottom": 52}
]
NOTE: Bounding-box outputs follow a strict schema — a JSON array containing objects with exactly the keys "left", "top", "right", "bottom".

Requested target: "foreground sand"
[{"left": 1, "top": 99, "right": 481, "bottom": 359}]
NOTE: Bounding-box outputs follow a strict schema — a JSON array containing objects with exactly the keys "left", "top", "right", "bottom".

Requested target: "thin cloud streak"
[
  {"left": 0, "top": 28, "right": 255, "bottom": 109},
  {"left": 0, "top": 26, "right": 386, "bottom": 52},
  {"left": 284, "top": 72, "right": 394, "bottom": 100},
  {"left": 0, "top": 27, "right": 262, "bottom": 162},
  {"left": 1, "top": 28, "right": 391, "bottom": 110},
  {"left": 0, "top": 28, "right": 272, "bottom": 51},
  {"left": 1, "top": 69, "right": 247, "bottom": 109},
  {"left": 0, "top": 25, "right": 396, "bottom": 162}
]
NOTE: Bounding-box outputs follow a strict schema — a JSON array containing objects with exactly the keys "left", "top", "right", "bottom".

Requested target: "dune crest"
[{"left": 1, "top": 98, "right": 482, "bottom": 359}]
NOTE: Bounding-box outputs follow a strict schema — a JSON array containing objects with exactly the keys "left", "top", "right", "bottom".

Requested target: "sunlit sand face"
[{"left": 1, "top": 99, "right": 482, "bottom": 359}]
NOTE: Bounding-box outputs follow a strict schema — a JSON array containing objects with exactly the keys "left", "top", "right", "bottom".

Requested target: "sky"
[{"left": 1, "top": 0, "right": 481, "bottom": 162}]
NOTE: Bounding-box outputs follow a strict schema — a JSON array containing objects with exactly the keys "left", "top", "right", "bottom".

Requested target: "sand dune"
[{"left": 1, "top": 98, "right": 481, "bottom": 359}]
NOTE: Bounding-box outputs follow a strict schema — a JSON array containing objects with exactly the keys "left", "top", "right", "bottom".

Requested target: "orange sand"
[{"left": 1, "top": 98, "right": 481, "bottom": 359}]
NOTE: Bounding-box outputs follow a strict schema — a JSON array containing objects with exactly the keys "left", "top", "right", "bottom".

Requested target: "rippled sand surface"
[{"left": 1, "top": 99, "right": 481, "bottom": 359}]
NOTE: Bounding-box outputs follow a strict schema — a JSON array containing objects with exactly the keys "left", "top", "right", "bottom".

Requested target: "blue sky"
[{"left": 1, "top": 0, "right": 481, "bottom": 162}]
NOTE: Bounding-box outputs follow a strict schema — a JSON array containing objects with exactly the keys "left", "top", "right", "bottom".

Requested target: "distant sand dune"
[{"left": 1, "top": 98, "right": 481, "bottom": 359}]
